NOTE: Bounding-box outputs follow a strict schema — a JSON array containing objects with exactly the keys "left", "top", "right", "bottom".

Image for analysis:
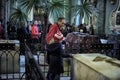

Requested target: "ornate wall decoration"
[{"left": 110, "top": 0, "right": 120, "bottom": 30}]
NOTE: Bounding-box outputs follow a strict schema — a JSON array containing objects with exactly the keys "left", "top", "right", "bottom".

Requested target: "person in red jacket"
[
  {"left": 46, "top": 17, "right": 73, "bottom": 80},
  {"left": 0, "top": 21, "right": 4, "bottom": 39},
  {"left": 31, "top": 20, "right": 41, "bottom": 43}
]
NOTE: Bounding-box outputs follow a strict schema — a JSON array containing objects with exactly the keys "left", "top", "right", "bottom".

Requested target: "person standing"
[
  {"left": 89, "top": 24, "right": 94, "bottom": 35},
  {"left": 31, "top": 20, "right": 41, "bottom": 43},
  {"left": 17, "top": 22, "right": 30, "bottom": 54},
  {"left": 0, "top": 21, "right": 4, "bottom": 39},
  {"left": 46, "top": 17, "right": 73, "bottom": 80},
  {"left": 38, "top": 20, "right": 43, "bottom": 32}
]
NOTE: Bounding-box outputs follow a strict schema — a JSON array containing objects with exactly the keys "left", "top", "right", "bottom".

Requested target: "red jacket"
[
  {"left": 46, "top": 24, "right": 63, "bottom": 44},
  {"left": 31, "top": 25, "right": 40, "bottom": 39}
]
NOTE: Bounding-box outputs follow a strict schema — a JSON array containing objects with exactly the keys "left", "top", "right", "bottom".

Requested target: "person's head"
[
  {"left": 34, "top": 20, "right": 38, "bottom": 26},
  {"left": 79, "top": 24, "right": 83, "bottom": 27},
  {"left": 38, "top": 20, "right": 41, "bottom": 24},
  {"left": 90, "top": 24, "right": 93, "bottom": 28},
  {"left": 57, "top": 17, "right": 66, "bottom": 28}
]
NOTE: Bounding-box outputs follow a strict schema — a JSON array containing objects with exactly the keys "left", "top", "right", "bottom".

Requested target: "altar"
[{"left": 72, "top": 54, "right": 120, "bottom": 80}]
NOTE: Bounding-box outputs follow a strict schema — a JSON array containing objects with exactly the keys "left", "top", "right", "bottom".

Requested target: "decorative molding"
[{"left": 110, "top": 0, "right": 120, "bottom": 30}]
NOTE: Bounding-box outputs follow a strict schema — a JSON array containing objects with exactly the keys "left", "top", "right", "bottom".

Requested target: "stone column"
[{"left": 96, "top": 0, "right": 106, "bottom": 36}]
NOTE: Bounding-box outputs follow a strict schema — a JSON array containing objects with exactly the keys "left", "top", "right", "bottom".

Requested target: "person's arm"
[
  {"left": 47, "top": 25, "right": 56, "bottom": 36},
  {"left": 46, "top": 25, "right": 56, "bottom": 44},
  {"left": 24, "top": 28, "right": 29, "bottom": 35}
]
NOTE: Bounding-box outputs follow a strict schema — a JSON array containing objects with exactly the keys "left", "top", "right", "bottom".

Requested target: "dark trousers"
[
  {"left": 46, "top": 43, "right": 63, "bottom": 80},
  {"left": 47, "top": 71, "right": 60, "bottom": 80}
]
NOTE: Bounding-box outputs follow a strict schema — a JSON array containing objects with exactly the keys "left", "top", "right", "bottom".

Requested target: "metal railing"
[
  {"left": 0, "top": 41, "right": 22, "bottom": 80},
  {"left": 25, "top": 43, "right": 46, "bottom": 80},
  {"left": 0, "top": 40, "right": 72, "bottom": 80},
  {"left": 28, "top": 42, "right": 72, "bottom": 79},
  {"left": 0, "top": 34, "right": 119, "bottom": 80},
  {"left": 0, "top": 40, "right": 46, "bottom": 80},
  {"left": 90, "top": 43, "right": 120, "bottom": 59}
]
